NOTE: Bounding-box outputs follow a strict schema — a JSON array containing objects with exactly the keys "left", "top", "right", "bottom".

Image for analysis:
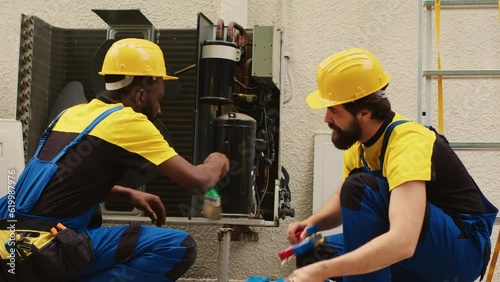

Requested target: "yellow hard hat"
[
  {"left": 306, "top": 48, "right": 390, "bottom": 109},
  {"left": 98, "top": 38, "right": 178, "bottom": 80}
]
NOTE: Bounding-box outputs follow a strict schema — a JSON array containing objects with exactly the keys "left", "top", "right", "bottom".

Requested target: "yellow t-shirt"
[
  {"left": 52, "top": 99, "right": 177, "bottom": 165},
  {"left": 342, "top": 113, "right": 484, "bottom": 214},
  {"left": 30, "top": 98, "right": 177, "bottom": 218},
  {"left": 343, "top": 113, "right": 435, "bottom": 190}
]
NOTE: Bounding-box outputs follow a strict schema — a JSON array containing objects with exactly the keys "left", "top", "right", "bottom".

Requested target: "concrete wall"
[{"left": 1, "top": 0, "right": 499, "bottom": 281}]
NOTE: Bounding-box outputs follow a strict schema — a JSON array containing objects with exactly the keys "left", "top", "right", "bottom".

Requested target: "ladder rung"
[
  {"left": 424, "top": 0, "right": 498, "bottom": 6},
  {"left": 423, "top": 69, "right": 500, "bottom": 77},
  {"left": 450, "top": 142, "right": 500, "bottom": 151}
]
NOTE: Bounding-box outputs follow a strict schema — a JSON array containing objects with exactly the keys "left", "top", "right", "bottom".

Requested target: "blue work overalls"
[
  {"left": 0, "top": 106, "right": 196, "bottom": 282},
  {"left": 297, "top": 121, "right": 498, "bottom": 282}
]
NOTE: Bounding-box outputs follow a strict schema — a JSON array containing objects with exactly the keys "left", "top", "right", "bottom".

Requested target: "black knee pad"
[
  {"left": 296, "top": 242, "right": 340, "bottom": 268},
  {"left": 164, "top": 234, "right": 197, "bottom": 280},
  {"left": 340, "top": 172, "right": 379, "bottom": 211},
  {"left": 295, "top": 243, "right": 343, "bottom": 281},
  {"left": 181, "top": 234, "right": 197, "bottom": 266}
]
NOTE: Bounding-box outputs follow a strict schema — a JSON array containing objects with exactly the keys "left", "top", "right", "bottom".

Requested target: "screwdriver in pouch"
[{"left": 50, "top": 223, "right": 67, "bottom": 236}]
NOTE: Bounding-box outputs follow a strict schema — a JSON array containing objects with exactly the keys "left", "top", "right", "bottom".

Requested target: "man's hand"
[
  {"left": 129, "top": 189, "right": 166, "bottom": 227},
  {"left": 286, "top": 262, "right": 328, "bottom": 282},
  {"left": 286, "top": 221, "right": 308, "bottom": 245},
  {"left": 203, "top": 152, "right": 230, "bottom": 179}
]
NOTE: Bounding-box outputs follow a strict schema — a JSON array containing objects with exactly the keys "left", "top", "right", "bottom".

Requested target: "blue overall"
[
  {"left": 297, "top": 121, "right": 497, "bottom": 282},
  {"left": 0, "top": 106, "right": 196, "bottom": 282}
]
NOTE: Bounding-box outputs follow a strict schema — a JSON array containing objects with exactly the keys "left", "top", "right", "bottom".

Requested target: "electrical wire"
[
  {"left": 255, "top": 86, "right": 275, "bottom": 212},
  {"left": 234, "top": 77, "right": 257, "bottom": 90},
  {"left": 283, "top": 56, "right": 294, "bottom": 104}
]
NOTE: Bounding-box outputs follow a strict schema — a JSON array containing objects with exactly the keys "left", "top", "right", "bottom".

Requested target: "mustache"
[{"left": 328, "top": 123, "right": 339, "bottom": 131}]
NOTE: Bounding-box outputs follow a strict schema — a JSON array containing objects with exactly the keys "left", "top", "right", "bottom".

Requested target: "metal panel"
[
  {"left": 92, "top": 9, "right": 153, "bottom": 26},
  {"left": 423, "top": 0, "right": 498, "bottom": 5},
  {"left": 102, "top": 215, "right": 278, "bottom": 227},
  {"left": 423, "top": 69, "right": 500, "bottom": 77},
  {"left": 27, "top": 17, "right": 69, "bottom": 159},
  {"left": 252, "top": 26, "right": 274, "bottom": 81},
  {"left": 313, "top": 133, "right": 343, "bottom": 236},
  {"left": 191, "top": 13, "right": 215, "bottom": 218},
  {"left": 0, "top": 120, "right": 25, "bottom": 197},
  {"left": 251, "top": 26, "right": 281, "bottom": 90},
  {"left": 450, "top": 142, "right": 500, "bottom": 151},
  {"left": 125, "top": 29, "right": 198, "bottom": 217},
  {"left": 17, "top": 15, "right": 34, "bottom": 160}
]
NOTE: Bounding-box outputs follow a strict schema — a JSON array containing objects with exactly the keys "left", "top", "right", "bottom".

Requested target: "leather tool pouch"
[{"left": 0, "top": 221, "right": 93, "bottom": 282}]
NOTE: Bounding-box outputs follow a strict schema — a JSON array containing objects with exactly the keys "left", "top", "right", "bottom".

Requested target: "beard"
[
  {"left": 329, "top": 118, "right": 361, "bottom": 150},
  {"left": 143, "top": 101, "right": 159, "bottom": 121}
]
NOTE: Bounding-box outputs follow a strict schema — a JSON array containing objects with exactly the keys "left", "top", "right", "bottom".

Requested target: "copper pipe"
[
  {"left": 226, "top": 22, "right": 250, "bottom": 94},
  {"left": 226, "top": 21, "right": 246, "bottom": 47},
  {"left": 216, "top": 18, "right": 225, "bottom": 41},
  {"left": 234, "top": 31, "right": 240, "bottom": 48},
  {"left": 242, "top": 58, "right": 252, "bottom": 88}
]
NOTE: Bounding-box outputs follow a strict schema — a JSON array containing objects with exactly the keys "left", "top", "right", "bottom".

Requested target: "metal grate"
[{"left": 17, "top": 15, "right": 35, "bottom": 161}]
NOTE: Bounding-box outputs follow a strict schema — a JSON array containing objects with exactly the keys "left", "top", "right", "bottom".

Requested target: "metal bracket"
[{"left": 228, "top": 225, "right": 259, "bottom": 242}]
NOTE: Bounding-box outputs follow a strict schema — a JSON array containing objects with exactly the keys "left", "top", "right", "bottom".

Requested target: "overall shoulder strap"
[
  {"left": 426, "top": 125, "right": 450, "bottom": 144},
  {"left": 32, "top": 110, "right": 69, "bottom": 158},
  {"left": 379, "top": 120, "right": 409, "bottom": 171},
  {"left": 51, "top": 106, "right": 124, "bottom": 163}
]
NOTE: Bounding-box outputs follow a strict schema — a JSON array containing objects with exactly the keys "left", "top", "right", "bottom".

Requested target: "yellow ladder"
[{"left": 418, "top": 1, "right": 500, "bottom": 281}]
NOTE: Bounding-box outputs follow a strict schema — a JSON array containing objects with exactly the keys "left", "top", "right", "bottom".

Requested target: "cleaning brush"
[{"left": 203, "top": 187, "right": 222, "bottom": 219}]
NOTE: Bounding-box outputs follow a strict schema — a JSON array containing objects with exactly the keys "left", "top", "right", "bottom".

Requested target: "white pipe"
[
  {"left": 425, "top": 5, "right": 432, "bottom": 126},
  {"left": 218, "top": 227, "right": 232, "bottom": 282},
  {"left": 417, "top": 0, "right": 423, "bottom": 123}
]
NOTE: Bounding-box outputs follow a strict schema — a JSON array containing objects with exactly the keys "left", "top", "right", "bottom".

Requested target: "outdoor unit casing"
[{"left": 0, "top": 120, "right": 25, "bottom": 197}]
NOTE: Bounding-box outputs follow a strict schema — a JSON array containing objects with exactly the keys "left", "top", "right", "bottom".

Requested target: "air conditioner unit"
[
  {"left": 0, "top": 119, "right": 25, "bottom": 197},
  {"left": 313, "top": 132, "right": 343, "bottom": 236}
]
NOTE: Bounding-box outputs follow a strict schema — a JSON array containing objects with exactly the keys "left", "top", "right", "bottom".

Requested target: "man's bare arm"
[{"left": 157, "top": 153, "right": 229, "bottom": 194}]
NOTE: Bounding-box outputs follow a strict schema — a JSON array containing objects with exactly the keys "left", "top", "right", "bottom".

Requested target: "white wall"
[{"left": 1, "top": 0, "right": 499, "bottom": 280}]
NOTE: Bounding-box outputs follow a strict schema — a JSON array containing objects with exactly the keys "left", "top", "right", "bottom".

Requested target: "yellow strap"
[
  {"left": 498, "top": 0, "right": 500, "bottom": 20},
  {"left": 486, "top": 230, "right": 500, "bottom": 282},
  {"left": 435, "top": 0, "right": 444, "bottom": 134}
]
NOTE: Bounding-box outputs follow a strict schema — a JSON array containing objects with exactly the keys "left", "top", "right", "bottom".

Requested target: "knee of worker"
[
  {"left": 164, "top": 233, "right": 198, "bottom": 281},
  {"left": 295, "top": 242, "right": 341, "bottom": 268},
  {"left": 339, "top": 172, "right": 380, "bottom": 211},
  {"left": 180, "top": 233, "right": 197, "bottom": 266}
]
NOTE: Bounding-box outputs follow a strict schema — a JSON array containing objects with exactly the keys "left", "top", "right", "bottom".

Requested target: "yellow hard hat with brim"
[
  {"left": 99, "top": 38, "right": 178, "bottom": 81},
  {"left": 306, "top": 48, "right": 390, "bottom": 109}
]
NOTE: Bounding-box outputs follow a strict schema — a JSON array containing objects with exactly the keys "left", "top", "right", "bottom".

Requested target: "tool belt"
[{"left": 0, "top": 219, "right": 93, "bottom": 282}]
